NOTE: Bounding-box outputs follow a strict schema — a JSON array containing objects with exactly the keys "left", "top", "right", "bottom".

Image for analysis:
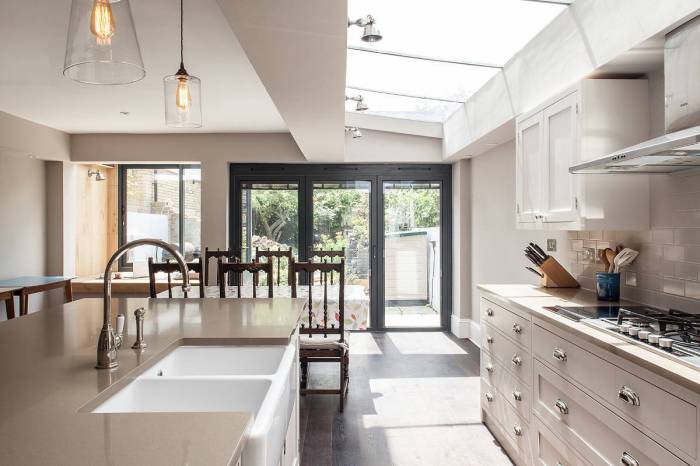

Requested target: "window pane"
[
  {"left": 183, "top": 168, "right": 202, "bottom": 261},
  {"left": 346, "top": 88, "right": 459, "bottom": 122},
  {"left": 125, "top": 168, "right": 180, "bottom": 263}
]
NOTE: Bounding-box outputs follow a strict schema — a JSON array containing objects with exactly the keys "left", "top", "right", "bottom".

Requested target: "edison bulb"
[
  {"left": 175, "top": 77, "right": 191, "bottom": 111},
  {"left": 90, "top": 0, "right": 116, "bottom": 43}
]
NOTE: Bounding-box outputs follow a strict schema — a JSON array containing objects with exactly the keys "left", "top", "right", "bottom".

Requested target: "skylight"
[{"left": 346, "top": 0, "right": 568, "bottom": 123}]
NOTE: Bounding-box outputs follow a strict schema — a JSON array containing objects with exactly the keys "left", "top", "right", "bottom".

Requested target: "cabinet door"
[
  {"left": 516, "top": 112, "right": 544, "bottom": 223},
  {"left": 542, "top": 92, "right": 579, "bottom": 223}
]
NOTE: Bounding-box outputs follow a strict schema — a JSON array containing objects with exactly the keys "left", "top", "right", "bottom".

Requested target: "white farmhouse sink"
[
  {"left": 91, "top": 344, "right": 297, "bottom": 466},
  {"left": 140, "top": 345, "right": 288, "bottom": 377}
]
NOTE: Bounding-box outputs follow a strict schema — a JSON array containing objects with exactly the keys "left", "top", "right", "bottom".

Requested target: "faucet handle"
[
  {"left": 131, "top": 308, "right": 147, "bottom": 350},
  {"left": 116, "top": 313, "right": 125, "bottom": 336},
  {"left": 134, "top": 307, "right": 145, "bottom": 319}
]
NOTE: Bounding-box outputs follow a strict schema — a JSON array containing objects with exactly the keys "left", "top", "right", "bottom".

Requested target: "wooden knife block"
[{"left": 539, "top": 257, "right": 579, "bottom": 288}]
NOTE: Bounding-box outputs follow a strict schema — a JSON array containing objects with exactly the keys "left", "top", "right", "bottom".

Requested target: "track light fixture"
[
  {"left": 347, "top": 15, "right": 382, "bottom": 43},
  {"left": 345, "top": 126, "right": 362, "bottom": 139},
  {"left": 345, "top": 94, "right": 368, "bottom": 111},
  {"left": 88, "top": 169, "right": 106, "bottom": 181}
]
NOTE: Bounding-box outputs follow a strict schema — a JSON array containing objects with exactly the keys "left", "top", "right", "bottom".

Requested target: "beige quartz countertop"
[
  {"left": 0, "top": 297, "right": 306, "bottom": 466},
  {"left": 478, "top": 284, "right": 700, "bottom": 394}
]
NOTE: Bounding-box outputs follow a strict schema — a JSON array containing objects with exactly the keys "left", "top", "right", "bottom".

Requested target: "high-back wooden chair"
[
  {"left": 204, "top": 247, "right": 241, "bottom": 285},
  {"left": 148, "top": 257, "right": 204, "bottom": 298},
  {"left": 255, "top": 248, "right": 294, "bottom": 286},
  {"left": 310, "top": 249, "right": 345, "bottom": 285},
  {"left": 217, "top": 259, "right": 273, "bottom": 298},
  {"left": 292, "top": 259, "right": 349, "bottom": 411}
]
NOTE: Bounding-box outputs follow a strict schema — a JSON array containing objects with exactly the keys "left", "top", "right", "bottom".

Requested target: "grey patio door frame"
[{"left": 229, "top": 164, "right": 452, "bottom": 331}]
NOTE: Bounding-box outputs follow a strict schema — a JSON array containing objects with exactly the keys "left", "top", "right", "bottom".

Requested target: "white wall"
[
  {"left": 0, "top": 111, "right": 70, "bottom": 161},
  {"left": 451, "top": 159, "right": 472, "bottom": 337},
  {"left": 0, "top": 154, "right": 48, "bottom": 318},
  {"left": 470, "top": 140, "right": 571, "bottom": 326},
  {"left": 344, "top": 129, "right": 442, "bottom": 163}
]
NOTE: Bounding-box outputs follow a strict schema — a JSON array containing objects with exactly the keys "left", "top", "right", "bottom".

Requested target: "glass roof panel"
[
  {"left": 346, "top": 89, "right": 460, "bottom": 123},
  {"left": 347, "top": 0, "right": 567, "bottom": 65},
  {"left": 347, "top": 49, "right": 499, "bottom": 102}
]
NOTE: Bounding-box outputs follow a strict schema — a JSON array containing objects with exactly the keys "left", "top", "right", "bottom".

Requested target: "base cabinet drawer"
[
  {"left": 483, "top": 322, "right": 532, "bottom": 387},
  {"left": 481, "top": 298, "right": 532, "bottom": 350},
  {"left": 482, "top": 379, "right": 532, "bottom": 465},
  {"left": 482, "top": 350, "right": 531, "bottom": 420},
  {"left": 534, "top": 360, "right": 689, "bottom": 466},
  {"left": 533, "top": 324, "right": 697, "bottom": 458},
  {"left": 534, "top": 416, "right": 590, "bottom": 466}
]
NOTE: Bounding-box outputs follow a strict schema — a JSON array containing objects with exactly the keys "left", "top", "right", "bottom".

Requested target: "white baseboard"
[{"left": 450, "top": 314, "right": 481, "bottom": 347}]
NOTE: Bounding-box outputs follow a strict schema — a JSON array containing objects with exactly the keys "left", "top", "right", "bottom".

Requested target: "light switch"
[{"left": 547, "top": 239, "right": 557, "bottom": 252}]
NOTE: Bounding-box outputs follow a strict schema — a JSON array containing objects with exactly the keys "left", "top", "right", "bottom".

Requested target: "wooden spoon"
[
  {"left": 600, "top": 249, "right": 610, "bottom": 271},
  {"left": 605, "top": 248, "right": 617, "bottom": 273}
]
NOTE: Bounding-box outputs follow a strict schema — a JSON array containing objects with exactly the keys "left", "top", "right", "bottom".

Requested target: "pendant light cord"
[{"left": 178, "top": 0, "right": 186, "bottom": 74}]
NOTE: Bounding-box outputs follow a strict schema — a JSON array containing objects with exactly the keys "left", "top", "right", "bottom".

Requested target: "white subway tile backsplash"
[
  {"left": 651, "top": 229, "right": 674, "bottom": 244},
  {"left": 684, "top": 245, "right": 700, "bottom": 264},
  {"left": 571, "top": 240, "right": 583, "bottom": 251},
  {"left": 686, "top": 281, "right": 700, "bottom": 300},
  {"left": 662, "top": 278, "right": 685, "bottom": 296},
  {"left": 663, "top": 245, "right": 684, "bottom": 262},
  {"left": 625, "top": 271, "right": 637, "bottom": 287},
  {"left": 588, "top": 231, "right": 603, "bottom": 240},
  {"left": 675, "top": 262, "right": 700, "bottom": 281},
  {"left": 674, "top": 228, "right": 700, "bottom": 245}
]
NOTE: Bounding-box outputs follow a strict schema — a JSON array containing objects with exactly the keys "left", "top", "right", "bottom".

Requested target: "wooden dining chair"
[
  {"left": 311, "top": 248, "right": 345, "bottom": 285},
  {"left": 255, "top": 248, "right": 294, "bottom": 286},
  {"left": 148, "top": 257, "right": 204, "bottom": 298},
  {"left": 217, "top": 260, "right": 273, "bottom": 298},
  {"left": 292, "top": 259, "right": 349, "bottom": 411},
  {"left": 204, "top": 247, "right": 242, "bottom": 285}
]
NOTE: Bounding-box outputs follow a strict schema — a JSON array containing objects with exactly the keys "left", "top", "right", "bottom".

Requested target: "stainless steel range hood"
[{"left": 571, "top": 16, "right": 700, "bottom": 174}]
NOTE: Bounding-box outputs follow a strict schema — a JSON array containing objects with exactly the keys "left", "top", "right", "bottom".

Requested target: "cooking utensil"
[
  {"left": 616, "top": 244, "right": 625, "bottom": 254},
  {"left": 526, "top": 266, "right": 544, "bottom": 278},
  {"left": 600, "top": 250, "right": 610, "bottom": 271},
  {"left": 605, "top": 248, "right": 617, "bottom": 273},
  {"left": 530, "top": 242, "right": 548, "bottom": 261},
  {"left": 526, "top": 245, "right": 546, "bottom": 263},
  {"left": 525, "top": 250, "right": 541, "bottom": 266},
  {"left": 613, "top": 248, "right": 639, "bottom": 273}
]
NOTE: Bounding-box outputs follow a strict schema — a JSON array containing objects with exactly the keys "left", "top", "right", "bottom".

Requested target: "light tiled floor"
[
  {"left": 384, "top": 305, "right": 441, "bottom": 328},
  {"left": 300, "top": 332, "right": 513, "bottom": 466}
]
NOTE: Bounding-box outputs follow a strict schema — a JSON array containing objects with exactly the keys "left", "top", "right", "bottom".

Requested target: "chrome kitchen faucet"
[{"left": 96, "top": 239, "right": 190, "bottom": 369}]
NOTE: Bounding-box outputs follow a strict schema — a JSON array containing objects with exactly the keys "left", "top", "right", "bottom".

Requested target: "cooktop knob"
[
  {"left": 659, "top": 337, "right": 674, "bottom": 349},
  {"left": 619, "top": 324, "right": 631, "bottom": 334},
  {"left": 628, "top": 327, "right": 640, "bottom": 337},
  {"left": 637, "top": 330, "right": 651, "bottom": 340},
  {"left": 648, "top": 334, "right": 661, "bottom": 344}
]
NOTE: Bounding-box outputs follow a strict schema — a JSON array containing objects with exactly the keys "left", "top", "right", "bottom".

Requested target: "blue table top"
[{"left": 0, "top": 276, "right": 74, "bottom": 288}]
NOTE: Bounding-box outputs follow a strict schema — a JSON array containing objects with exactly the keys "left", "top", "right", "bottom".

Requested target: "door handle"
[
  {"left": 618, "top": 386, "right": 640, "bottom": 406},
  {"left": 621, "top": 452, "right": 639, "bottom": 466}
]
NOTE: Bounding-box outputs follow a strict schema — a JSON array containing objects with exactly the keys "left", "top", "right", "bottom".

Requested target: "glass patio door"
[
  {"left": 381, "top": 181, "right": 442, "bottom": 328},
  {"left": 311, "top": 181, "right": 372, "bottom": 330}
]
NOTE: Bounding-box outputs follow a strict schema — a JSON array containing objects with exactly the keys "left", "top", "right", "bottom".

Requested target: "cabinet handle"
[
  {"left": 511, "top": 354, "right": 523, "bottom": 367},
  {"left": 486, "top": 364, "right": 494, "bottom": 373},
  {"left": 485, "top": 392, "right": 494, "bottom": 402},
  {"left": 513, "top": 425, "right": 523, "bottom": 436},
  {"left": 552, "top": 347, "right": 567, "bottom": 362},
  {"left": 512, "top": 391, "right": 522, "bottom": 401},
  {"left": 512, "top": 323, "right": 523, "bottom": 334},
  {"left": 621, "top": 451, "right": 639, "bottom": 466},
  {"left": 486, "top": 336, "right": 494, "bottom": 344},
  {"left": 618, "top": 386, "right": 640, "bottom": 406},
  {"left": 486, "top": 308, "right": 494, "bottom": 317},
  {"left": 555, "top": 399, "right": 569, "bottom": 415}
]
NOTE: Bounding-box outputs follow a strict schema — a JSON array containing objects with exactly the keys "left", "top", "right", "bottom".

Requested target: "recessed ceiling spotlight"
[
  {"left": 345, "top": 126, "right": 362, "bottom": 139},
  {"left": 345, "top": 94, "right": 368, "bottom": 111},
  {"left": 348, "top": 15, "right": 382, "bottom": 43}
]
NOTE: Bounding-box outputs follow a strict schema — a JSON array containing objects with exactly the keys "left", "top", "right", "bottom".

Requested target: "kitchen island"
[{"left": 0, "top": 297, "right": 306, "bottom": 466}]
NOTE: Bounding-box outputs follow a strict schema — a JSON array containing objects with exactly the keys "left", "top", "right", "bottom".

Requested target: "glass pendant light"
[
  {"left": 63, "top": 0, "right": 145, "bottom": 84},
  {"left": 164, "top": 0, "right": 202, "bottom": 128}
]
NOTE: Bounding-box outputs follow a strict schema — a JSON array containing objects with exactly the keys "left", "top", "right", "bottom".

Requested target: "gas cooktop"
[{"left": 544, "top": 304, "right": 700, "bottom": 370}]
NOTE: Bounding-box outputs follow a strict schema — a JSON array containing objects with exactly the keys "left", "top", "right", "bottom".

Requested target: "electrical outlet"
[{"left": 546, "top": 239, "right": 557, "bottom": 252}]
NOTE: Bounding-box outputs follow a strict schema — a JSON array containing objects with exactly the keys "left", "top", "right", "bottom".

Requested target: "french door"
[{"left": 230, "top": 165, "right": 451, "bottom": 330}]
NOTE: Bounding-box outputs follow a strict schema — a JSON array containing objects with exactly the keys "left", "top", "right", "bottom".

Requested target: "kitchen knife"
[
  {"left": 525, "top": 246, "right": 545, "bottom": 264},
  {"left": 530, "top": 242, "right": 548, "bottom": 260},
  {"left": 525, "top": 250, "right": 542, "bottom": 266},
  {"left": 526, "top": 266, "right": 544, "bottom": 278}
]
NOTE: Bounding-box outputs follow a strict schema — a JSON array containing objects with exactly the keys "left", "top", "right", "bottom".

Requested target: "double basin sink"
[{"left": 91, "top": 344, "right": 297, "bottom": 466}]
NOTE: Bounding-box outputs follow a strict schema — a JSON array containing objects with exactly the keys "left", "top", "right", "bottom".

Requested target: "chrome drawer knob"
[
  {"left": 512, "top": 323, "right": 523, "bottom": 334},
  {"left": 552, "top": 347, "right": 567, "bottom": 362},
  {"left": 618, "top": 386, "right": 640, "bottom": 406},
  {"left": 621, "top": 451, "right": 639, "bottom": 466},
  {"left": 512, "top": 391, "right": 522, "bottom": 401},
  {"left": 486, "top": 336, "right": 494, "bottom": 344},
  {"left": 486, "top": 364, "right": 494, "bottom": 373},
  {"left": 485, "top": 392, "right": 494, "bottom": 402},
  {"left": 555, "top": 398, "right": 569, "bottom": 415},
  {"left": 486, "top": 308, "right": 494, "bottom": 316},
  {"left": 513, "top": 425, "right": 523, "bottom": 436},
  {"left": 511, "top": 354, "right": 523, "bottom": 367}
]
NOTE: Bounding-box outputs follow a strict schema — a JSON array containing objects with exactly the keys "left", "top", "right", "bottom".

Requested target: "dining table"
[
  {"left": 0, "top": 287, "right": 21, "bottom": 319},
  {"left": 157, "top": 284, "right": 370, "bottom": 330},
  {"left": 0, "top": 276, "right": 74, "bottom": 317}
]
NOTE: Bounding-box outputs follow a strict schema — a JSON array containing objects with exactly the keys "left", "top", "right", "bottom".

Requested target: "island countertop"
[
  {"left": 477, "top": 284, "right": 700, "bottom": 394},
  {"left": 0, "top": 297, "right": 306, "bottom": 466}
]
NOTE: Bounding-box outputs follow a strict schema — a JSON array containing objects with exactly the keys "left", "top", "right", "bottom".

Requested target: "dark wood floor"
[{"left": 298, "top": 332, "right": 513, "bottom": 466}]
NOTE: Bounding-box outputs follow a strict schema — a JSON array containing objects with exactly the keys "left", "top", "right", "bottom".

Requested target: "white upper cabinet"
[{"left": 516, "top": 79, "right": 651, "bottom": 231}]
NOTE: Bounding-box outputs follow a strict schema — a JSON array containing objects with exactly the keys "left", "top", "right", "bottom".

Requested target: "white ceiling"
[{"left": 0, "top": 0, "right": 286, "bottom": 133}]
